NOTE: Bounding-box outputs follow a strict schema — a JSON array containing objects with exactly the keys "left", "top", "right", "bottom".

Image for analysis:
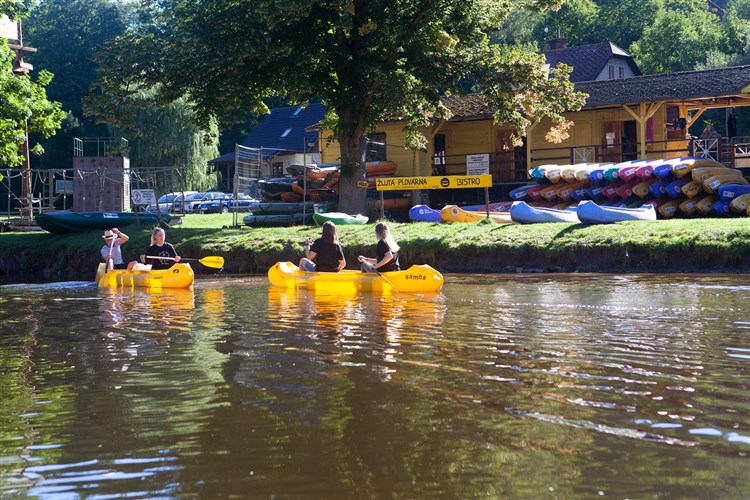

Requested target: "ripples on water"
[{"left": 1, "top": 274, "right": 750, "bottom": 497}]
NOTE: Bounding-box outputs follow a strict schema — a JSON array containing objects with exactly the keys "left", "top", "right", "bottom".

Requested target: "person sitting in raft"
[
  {"left": 101, "top": 228, "right": 138, "bottom": 271},
  {"left": 299, "top": 221, "right": 346, "bottom": 272},
  {"left": 358, "top": 222, "right": 401, "bottom": 273},
  {"left": 140, "top": 227, "right": 181, "bottom": 270}
]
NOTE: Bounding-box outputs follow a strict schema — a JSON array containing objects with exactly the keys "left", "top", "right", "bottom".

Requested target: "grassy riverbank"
[{"left": 2, "top": 213, "right": 750, "bottom": 279}]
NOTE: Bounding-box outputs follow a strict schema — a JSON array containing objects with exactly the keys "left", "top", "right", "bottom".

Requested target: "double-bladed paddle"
[{"left": 145, "top": 255, "right": 225, "bottom": 268}]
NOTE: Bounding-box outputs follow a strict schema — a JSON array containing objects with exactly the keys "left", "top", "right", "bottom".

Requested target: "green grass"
[{"left": 3, "top": 215, "right": 750, "bottom": 276}]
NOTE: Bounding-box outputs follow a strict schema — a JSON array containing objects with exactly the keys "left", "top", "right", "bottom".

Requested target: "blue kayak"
[{"left": 408, "top": 205, "right": 442, "bottom": 222}]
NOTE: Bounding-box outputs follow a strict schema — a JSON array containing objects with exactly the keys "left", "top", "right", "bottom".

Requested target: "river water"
[{"left": 1, "top": 273, "right": 750, "bottom": 498}]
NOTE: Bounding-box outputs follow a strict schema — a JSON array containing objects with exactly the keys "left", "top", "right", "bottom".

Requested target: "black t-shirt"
[
  {"left": 146, "top": 242, "right": 178, "bottom": 270},
  {"left": 310, "top": 238, "right": 344, "bottom": 272},
  {"left": 376, "top": 240, "right": 400, "bottom": 273}
]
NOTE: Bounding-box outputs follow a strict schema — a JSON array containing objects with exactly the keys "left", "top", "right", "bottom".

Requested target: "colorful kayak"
[
  {"left": 36, "top": 211, "right": 168, "bottom": 234},
  {"left": 95, "top": 262, "right": 194, "bottom": 289},
  {"left": 409, "top": 204, "right": 443, "bottom": 222},
  {"left": 509, "top": 201, "right": 580, "bottom": 224},
  {"left": 440, "top": 205, "right": 513, "bottom": 224},
  {"left": 576, "top": 200, "right": 656, "bottom": 223},
  {"left": 267, "top": 261, "right": 444, "bottom": 293},
  {"left": 718, "top": 184, "right": 750, "bottom": 202},
  {"left": 312, "top": 212, "right": 368, "bottom": 225}
]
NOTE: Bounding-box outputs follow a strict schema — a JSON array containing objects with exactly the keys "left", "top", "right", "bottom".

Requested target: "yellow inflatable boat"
[{"left": 95, "top": 263, "right": 195, "bottom": 289}]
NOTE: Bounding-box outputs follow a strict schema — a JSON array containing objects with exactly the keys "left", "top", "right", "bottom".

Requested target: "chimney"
[{"left": 548, "top": 37, "right": 568, "bottom": 50}]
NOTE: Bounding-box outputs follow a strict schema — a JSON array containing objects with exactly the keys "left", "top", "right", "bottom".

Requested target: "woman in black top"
[
  {"left": 139, "top": 227, "right": 181, "bottom": 270},
  {"left": 358, "top": 222, "right": 400, "bottom": 273},
  {"left": 299, "top": 221, "right": 346, "bottom": 272}
]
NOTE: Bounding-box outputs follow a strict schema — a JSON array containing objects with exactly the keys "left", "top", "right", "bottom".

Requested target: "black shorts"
[{"left": 113, "top": 262, "right": 129, "bottom": 270}]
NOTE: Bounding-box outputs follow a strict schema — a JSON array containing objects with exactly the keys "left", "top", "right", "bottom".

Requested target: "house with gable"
[
  {"left": 543, "top": 38, "right": 641, "bottom": 82},
  {"left": 209, "top": 103, "right": 326, "bottom": 192}
]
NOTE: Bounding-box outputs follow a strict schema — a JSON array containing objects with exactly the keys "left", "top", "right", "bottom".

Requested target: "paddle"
[
  {"left": 145, "top": 255, "right": 225, "bottom": 268},
  {"left": 375, "top": 269, "right": 398, "bottom": 292}
]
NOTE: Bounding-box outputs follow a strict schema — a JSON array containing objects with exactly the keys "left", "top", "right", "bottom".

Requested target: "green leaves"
[{"left": 0, "top": 41, "right": 64, "bottom": 167}]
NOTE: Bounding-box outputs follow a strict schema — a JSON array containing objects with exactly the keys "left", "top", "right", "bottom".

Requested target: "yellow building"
[{"left": 320, "top": 65, "right": 750, "bottom": 202}]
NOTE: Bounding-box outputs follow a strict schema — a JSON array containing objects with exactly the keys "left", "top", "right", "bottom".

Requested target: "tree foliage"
[
  {"left": 91, "top": 0, "right": 586, "bottom": 213},
  {"left": 0, "top": 39, "right": 64, "bottom": 167}
]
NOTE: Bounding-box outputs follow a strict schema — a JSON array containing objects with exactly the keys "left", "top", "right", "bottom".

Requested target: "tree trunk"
[{"left": 335, "top": 113, "right": 368, "bottom": 215}]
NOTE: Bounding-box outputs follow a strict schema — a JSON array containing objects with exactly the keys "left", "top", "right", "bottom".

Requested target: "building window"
[
  {"left": 366, "top": 133, "right": 387, "bottom": 161},
  {"left": 280, "top": 128, "right": 292, "bottom": 138},
  {"left": 619, "top": 66, "right": 625, "bottom": 78},
  {"left": 272, "top": 162, "right": 284, "bottom": 177},
  {"left": 608, "top": 65, "right": 615, "bottom": 79}
]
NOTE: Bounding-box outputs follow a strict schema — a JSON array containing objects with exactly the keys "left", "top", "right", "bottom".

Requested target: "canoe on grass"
[
  {"left": 35, "top": 211, "right": 167, "bottom": 234},
  {"left": 243, "top": 213, "right": 312, "bottom": 227},
  {"left": 440, "top": 205, "right": 513, "bottom": 224},
  {"left": 409, "top": 205, "right": 442, "bottom": 222},
  {"left": 247, "top": 201, "right": 332, "bottom": 215},
  {"left": 95, "top": 263, "right": 194, "bottom": 289},
  {"left": 267, "top": 261, "right": 444, "bottom": 293},
  {"left": 312, "top": 212, "right": 368, "bottom": 225},
  {"left": 509, "top": 201, "right": 580, "bottom": 224},
  {"left": 576, "top": 200, "right": 656, "bottom": 223}
]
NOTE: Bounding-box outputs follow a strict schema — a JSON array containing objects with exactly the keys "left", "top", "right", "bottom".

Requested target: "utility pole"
[{"left": 6, "top": 19, "right": 37, "bottom": 216}]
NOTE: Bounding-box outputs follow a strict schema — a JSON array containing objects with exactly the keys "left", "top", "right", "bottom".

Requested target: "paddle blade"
[{"left": 198, "top": 256, "right": 225, "bottom": 268}]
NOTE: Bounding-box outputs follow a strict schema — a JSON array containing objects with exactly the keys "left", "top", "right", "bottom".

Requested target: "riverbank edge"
[{"left": 2, "top": 218, "right": 750, "bottom": 280}]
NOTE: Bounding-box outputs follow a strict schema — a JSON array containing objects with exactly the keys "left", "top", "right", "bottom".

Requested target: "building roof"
[
  {"left": 543, "top": 42, "right": 641, "bottom": 82},
  {"left": 440, "top": 65, "right": 750, "bottom": 118},
  {"left": 210, "top": 103, "right": 326, "bottom": 163},
  {"left": 575, "top": 65, "right": 750, "bottom": 108}
]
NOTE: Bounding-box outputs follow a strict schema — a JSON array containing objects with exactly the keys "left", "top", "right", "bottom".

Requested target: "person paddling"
[
  {"left": 101, "top": 228, "right": 138, "bottom": 271},
  {"left": 140, "top": 227, "right": 181, "bottom": 270},
  {"left": 299, "top": 221, "right": 346, "bottom": 272},
  {"left": 358, "top": 222, "right": 400, "bottom": 273}
]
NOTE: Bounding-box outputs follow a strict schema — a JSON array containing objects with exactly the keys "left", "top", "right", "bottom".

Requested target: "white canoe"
[
  {"left": 509, "top": 201, "right": 580, "bottom": 224},
  {"left": 576, "top": 200, "right": 657, "bottom": 224}
]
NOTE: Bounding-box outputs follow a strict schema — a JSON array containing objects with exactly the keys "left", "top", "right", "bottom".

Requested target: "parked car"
[
  {"left": 171, "top": 192, "right": 211, "bottom": 213},
  {"left": 144, "top": 192, "right": 181, "bottom": 214},
  {"left": 196, "top": 193, "right": 256, "bottom": 213}
]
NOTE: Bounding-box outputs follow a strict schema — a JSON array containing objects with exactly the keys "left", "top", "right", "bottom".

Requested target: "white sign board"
[
  {"left": 131, "top": 189, "right": 156, "bottom": 206},
  {"left": 0, "top": 17, "right": 18, "bottom": 40},
  {"left": 466, "top": 154, "right": 490, "bottom": 175}
]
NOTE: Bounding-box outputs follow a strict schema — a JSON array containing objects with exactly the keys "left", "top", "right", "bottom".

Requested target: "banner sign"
[{"left": 375, "top": 175, "right": 492, "bottom": 191}]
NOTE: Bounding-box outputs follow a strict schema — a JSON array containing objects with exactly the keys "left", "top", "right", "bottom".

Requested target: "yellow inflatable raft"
[{"left": 95, "top": 263, "right": 195, "bottom": 289}]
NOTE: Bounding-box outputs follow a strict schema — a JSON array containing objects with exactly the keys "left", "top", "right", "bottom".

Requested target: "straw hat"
[{"left": 102, "top": 230, "right": 117, "bottom": 239}]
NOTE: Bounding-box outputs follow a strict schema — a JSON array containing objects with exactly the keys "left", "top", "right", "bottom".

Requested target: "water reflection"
[{"left": 3, "top": 275, "right": 750, "bottom": 497}]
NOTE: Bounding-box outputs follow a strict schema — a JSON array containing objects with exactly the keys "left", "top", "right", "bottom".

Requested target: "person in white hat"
[{"left": 100, "top": 227, "right": 137, "bottom": 271}]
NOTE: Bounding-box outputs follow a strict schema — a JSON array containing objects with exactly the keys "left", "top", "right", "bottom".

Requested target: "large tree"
[
  {"left": 92, "top": 0, "right": 586, "bottom": 213},
  {"left": 0, "top": 6, "right": 64, "bottom": 168}
]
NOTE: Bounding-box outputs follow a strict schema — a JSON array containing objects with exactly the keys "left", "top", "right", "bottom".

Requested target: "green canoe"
[
  {"left": 35, "top": 211, "right": 168, "bottom": 234},
  {"left": 312, "top": 212, "right": 368, "bottom": 225}
]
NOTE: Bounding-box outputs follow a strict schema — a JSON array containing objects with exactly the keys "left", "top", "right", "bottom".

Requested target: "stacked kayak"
[
  {"left": 243, "top": 201, "right": 331, "bottom": 227},
  {"left": 244, "top": 213, "right": 313, "bottom": 227},
  {"left": 95, "top": 263, "right": 194, "bottom": 289},
  {"left": 36, "top": 211, "right": 168, "bottom": 234},
  {"left": 268, "top": 261, "right": 444, "bottom": 293},
  {"left": 312, "top": 212, "right": 368, "bottom": 225}
]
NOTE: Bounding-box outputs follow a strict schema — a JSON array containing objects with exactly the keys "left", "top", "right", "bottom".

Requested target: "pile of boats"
[
  {"left": 242, "top": 201, "right": 332, "bottom": 227},
  {"left": 409, "top": 157, "right": 750, "bottom": 224}
]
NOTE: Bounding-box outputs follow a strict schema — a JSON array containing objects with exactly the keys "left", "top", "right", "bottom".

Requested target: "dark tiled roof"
[
  {"left": 576, "top": 65, "right": 750, "bottom": 107},
  {"left": 210, "top": 103, "right": 326, "bottom": 163},
  {"left": 543, "top": 42, "right": 641, "bottom": 82},
  {"left": 440, "top": 65, "right": 750, "bottom": 117}
]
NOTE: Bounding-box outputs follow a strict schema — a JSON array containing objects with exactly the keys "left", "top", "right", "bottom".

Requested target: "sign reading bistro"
[{"left": 375, "top": 175, "right": 492, "bottom": 191}]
